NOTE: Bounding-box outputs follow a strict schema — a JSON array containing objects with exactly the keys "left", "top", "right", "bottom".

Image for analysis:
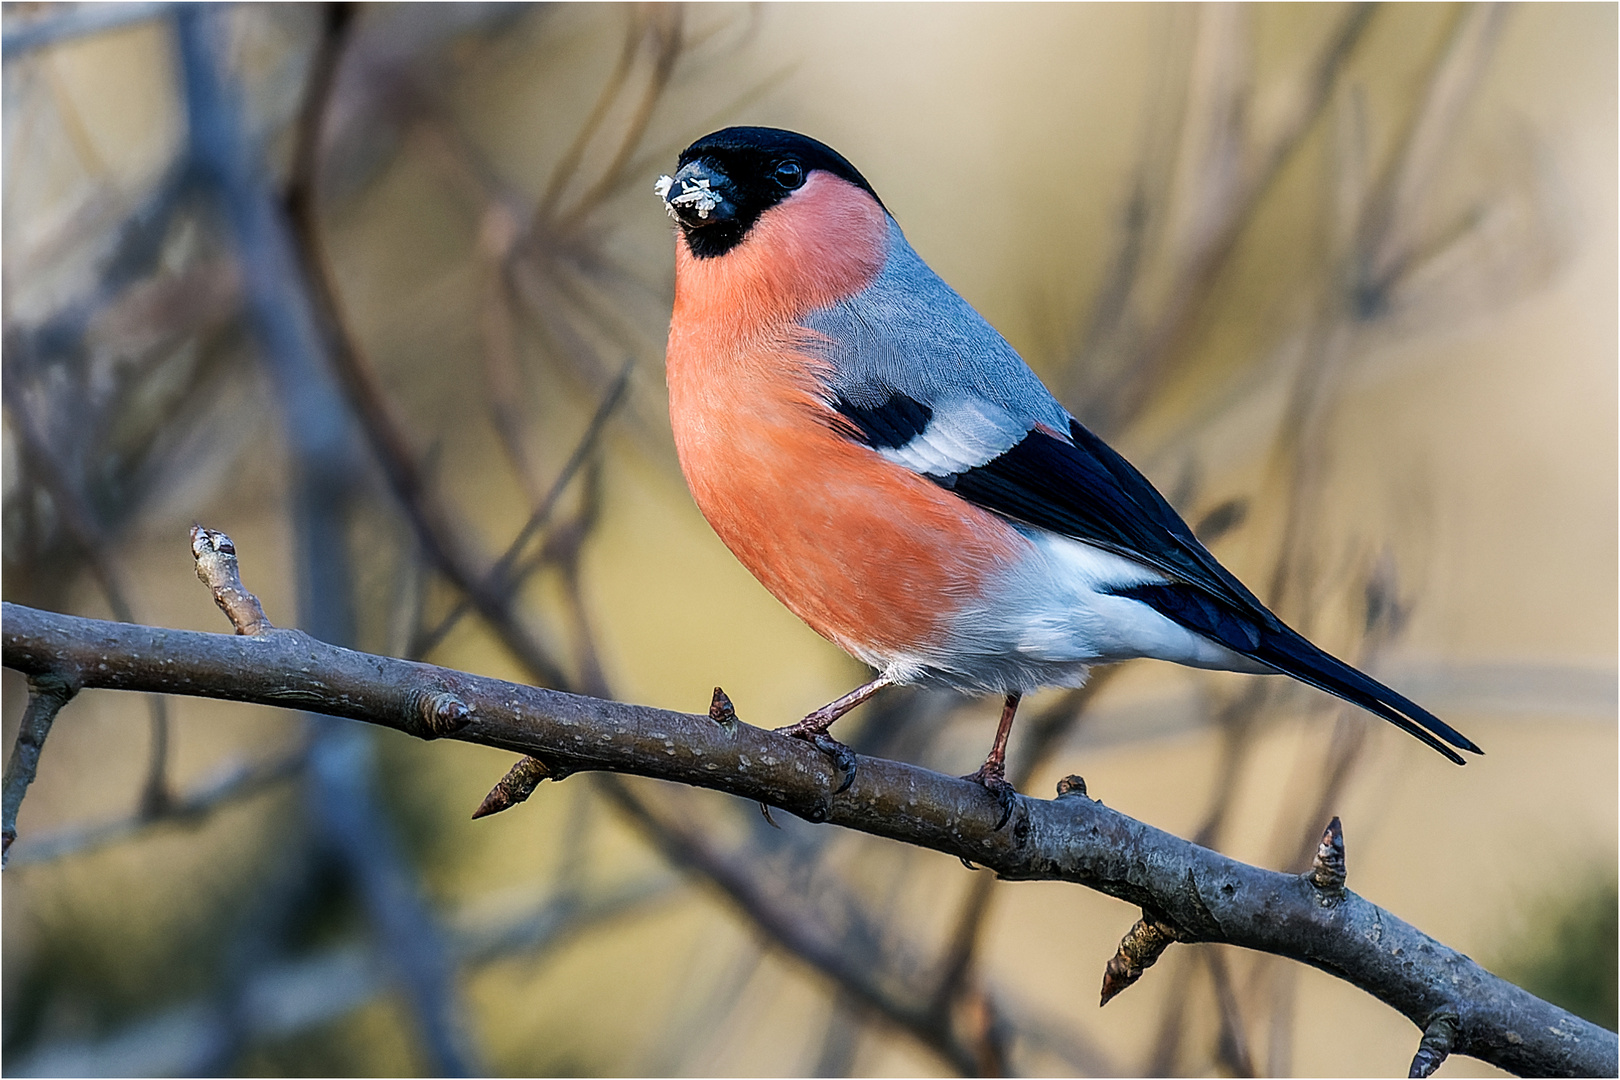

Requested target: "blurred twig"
[
  {"left": 284, "top": 6, "right": 575, "bottom": 692},
  {"left": 1208, "top": 946, "right": 1257, "bottom": 1077},
  {"left": 535, "top": 8, "right": 683, "bottom": 230},
  {"left": 1071, "top": 3, "right": 1378, "bottom": 434},
  {"left": 0, "top": 163, "right": 241, "bottom": 615},
  {"left": 410, "top": 359, "right": 632, "bottom": 661},
  {"left": 1356, "top": 4, "right": 1509, "bottom": 310},
  {"left": 5, "top": 747, "right": 308, "bottom": 867},
  {"left": 540, "top": 7, "right": 684, "bottom": 233},
  {"left": 1, "top": 3, "right": 178, "bottom": 61},
  {"left": 2, "top": 380, "right": 175, "bottom": 813},
  {"left": 600, "top": 775, "right": 1007, "bottom": 1076}
]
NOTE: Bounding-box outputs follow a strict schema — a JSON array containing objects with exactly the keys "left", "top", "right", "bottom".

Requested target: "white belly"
[{"left": 901, "top": 527, "right": 1270, "bottom": 694}]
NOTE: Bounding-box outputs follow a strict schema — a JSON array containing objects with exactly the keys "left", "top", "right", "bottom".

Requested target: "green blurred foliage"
[{"left": 1501, "top": 874, "right": 1619, "bottom": 1032}]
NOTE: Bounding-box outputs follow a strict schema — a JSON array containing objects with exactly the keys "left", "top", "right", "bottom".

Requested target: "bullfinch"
[{"left": 658, "top": 126, "right": 1479, "bottom": 818}]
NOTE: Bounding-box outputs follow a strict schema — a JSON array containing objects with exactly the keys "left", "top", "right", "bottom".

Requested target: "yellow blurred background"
[{"left": 2, "top": 4, "right": 1613, "bottom": 1076}]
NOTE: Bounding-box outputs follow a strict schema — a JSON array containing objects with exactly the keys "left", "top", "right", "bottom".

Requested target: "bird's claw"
[
  {"left": 963, "top": 763, "right": 1019, "bottom": 830},
  {"left": 773, "top": 722, "right": 858, "bottom": 794},
  {"left": 809, "top": 734, "right": 858, "bottom": 794}
]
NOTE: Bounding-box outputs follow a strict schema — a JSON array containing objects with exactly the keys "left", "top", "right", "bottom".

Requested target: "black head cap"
[{"left": 660, "top": 127, "right": 885, "bottom": 258}]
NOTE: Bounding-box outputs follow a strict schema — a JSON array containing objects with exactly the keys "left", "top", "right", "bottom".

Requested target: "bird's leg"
[
  {"left": 780, "top": 675, "right": 895, "bottom": 737},
  {"left": 774, "top": 674, "right": 894, "bottom": 794},
  {"left": 964, "top": 692, "right": 1022, "bottom": 829}
]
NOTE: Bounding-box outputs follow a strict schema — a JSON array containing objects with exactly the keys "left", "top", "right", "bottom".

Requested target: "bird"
[{"left": 656, "top": 126, "right": 1480, "bottom": 819}]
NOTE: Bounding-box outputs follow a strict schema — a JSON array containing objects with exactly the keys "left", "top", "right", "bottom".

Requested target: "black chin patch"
[{"left": 683, "top": 222, "right": 747, "bottom": 259}]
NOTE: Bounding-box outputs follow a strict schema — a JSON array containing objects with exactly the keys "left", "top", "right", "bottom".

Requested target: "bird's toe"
[
  {"left": 810, "top": 734, "right": 859, "bottom": 793},
  {"left": 773, "top": 724, "right": 859, "bottom": 794},
  {"left": 962, "top": 763, "right": 1019, "bottom": 830}
]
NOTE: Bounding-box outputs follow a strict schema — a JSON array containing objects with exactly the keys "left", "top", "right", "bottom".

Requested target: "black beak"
[{"left": 657, "top": 160, "right": 737, "bottom": 230}]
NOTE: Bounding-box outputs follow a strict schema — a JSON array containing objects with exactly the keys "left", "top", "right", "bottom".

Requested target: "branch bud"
[
  {"left": 414, "top": 690, "right": 473, "bottom": 737},
  {"left": 1409, "top": 1012, "right": 1459, "bottom": 1077},
  {"left": 1100, "top": 911, "right": 1189, "bottom": 1006},
  {"left": 190, "top": 525, "right": 273, "bottom": 636},
  {"left": 1308, "top": 816, "right": 1347, "bottom": 897},
  {"left": 709, "top": 686, "right": 737, "bottom": 726},
  {"left": 471, "top": 754, "right": 567, "bottom": 819}
]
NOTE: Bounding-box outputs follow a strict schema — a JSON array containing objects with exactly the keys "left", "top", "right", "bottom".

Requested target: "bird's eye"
[{"left": 772, "top": 160, "right": 804, "bottom": 190}]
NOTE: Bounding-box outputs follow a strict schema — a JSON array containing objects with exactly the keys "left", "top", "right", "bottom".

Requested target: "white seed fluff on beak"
[
  {"left": 666, "top": 176, "right": 722, "bottom": 220},
  {"left": 655, "top": 175, "right": 681, "bottom": 220}
]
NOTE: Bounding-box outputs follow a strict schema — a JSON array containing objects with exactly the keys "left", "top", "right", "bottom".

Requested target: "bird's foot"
[
  {"left": 962, "top": 760, "right": 1018, "bottom": 831},
  {"left": 774, "top": 715, "right": 858, "bottom": 794}
]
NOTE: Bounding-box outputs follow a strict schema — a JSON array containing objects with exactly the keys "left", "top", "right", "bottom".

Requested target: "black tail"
[
  {"left": 1251, "top": 625, "right": 1481, "bottom": 764},
  {"left": 1114, "top": 583, "right": 1482, "bottom": 763}
]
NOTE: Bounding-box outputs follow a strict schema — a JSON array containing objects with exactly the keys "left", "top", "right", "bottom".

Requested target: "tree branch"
[{"left": 4, "top": 600, "right": 1612, "bottom": 1077}]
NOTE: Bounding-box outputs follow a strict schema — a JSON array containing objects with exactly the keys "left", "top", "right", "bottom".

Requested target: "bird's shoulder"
[{"left": 798, "top": 220, "right": 1072, "bottom": 475}]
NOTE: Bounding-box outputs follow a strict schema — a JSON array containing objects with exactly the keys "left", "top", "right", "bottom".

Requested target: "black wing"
[
  {"left": 855, "top": 411, "right": 1482, "bottom": 762},
  {"left": 945, "top": 419, "right": 1271, "bottom": 619}
]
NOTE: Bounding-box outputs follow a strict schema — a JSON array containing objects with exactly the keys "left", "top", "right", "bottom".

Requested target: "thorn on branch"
[
  {"left": 758, "top": 801, "right": 779, "bottom": 828},
  {"left": 1409, "top": 1012, "right": 1459, "bottom": 1078},
  {"left": 472, "top": 754, "right": 568, "bottom": 819},
  {"left": 1055, "top": 774, "right": 1089, "bottom": 799},
  {"left": 189, "top": 525, "right": 273, "bottom": 635},
  {"left": 1308, "top": 815, "right": 1346, "bottom": 897},
  {"left": 709, "top": 686, "right": 737, "bottom": 726},
  {"left": 1100, "top": 911, "right": 1189, "bottom": 1006},
  {"left": 412, "top": 689, "right": 474, "bottom": 737}
]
